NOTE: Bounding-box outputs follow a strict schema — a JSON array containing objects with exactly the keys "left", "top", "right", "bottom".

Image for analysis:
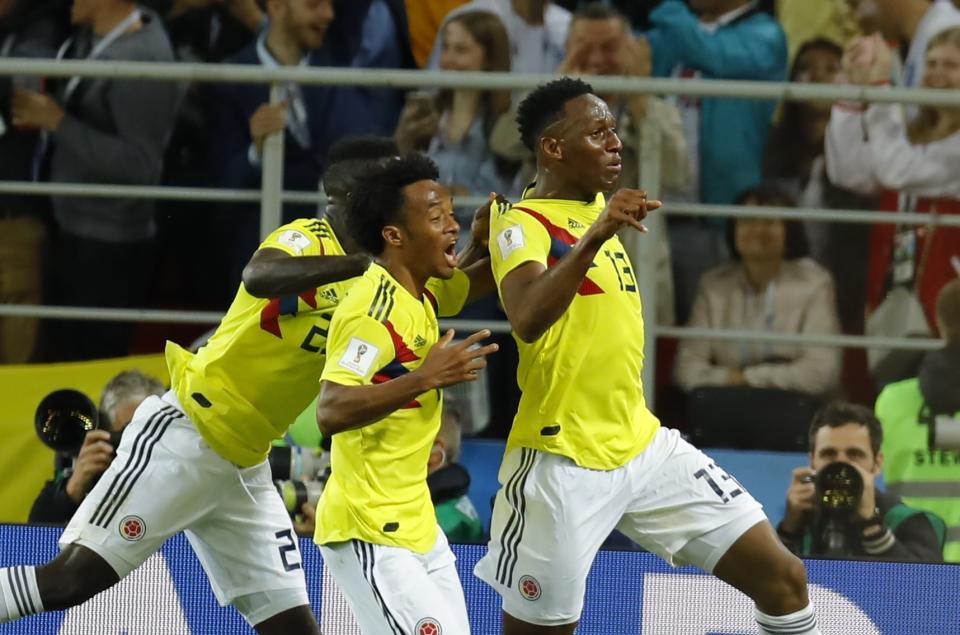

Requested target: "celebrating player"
[
  {"left": 314, "top": 153, "right": 497, "bottom": 634},
  {"left": 473, "top": 78, "right": 823, "bottom": 635}
]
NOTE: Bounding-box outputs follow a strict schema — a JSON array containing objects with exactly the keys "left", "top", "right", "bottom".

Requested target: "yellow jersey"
[
  {"left": 166, "top": 218, "right": 355, "bottom": 467},
  {"left": 490, "top": 193, "right": 660, "bottom": 470},
  {"left": 314, "top": 262, "right": 470, "bottom": 553}
]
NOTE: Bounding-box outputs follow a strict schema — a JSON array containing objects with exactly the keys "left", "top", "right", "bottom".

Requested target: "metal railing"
[{"left": 0, "top": 60, "right": 950, "bottom": 400}]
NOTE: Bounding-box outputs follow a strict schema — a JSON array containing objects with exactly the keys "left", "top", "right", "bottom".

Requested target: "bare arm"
[
  {"left": 500, "top": 190, "right": 659, "bottom": 343},
  {"left": 456, "top": 192, "right": 502, "bottom": 304},
  {"left": 242, "top": 247, "right": 371, "bottom": 298},
  {"left": 316, "top": 329, "right": 498, "bottom": 435}
]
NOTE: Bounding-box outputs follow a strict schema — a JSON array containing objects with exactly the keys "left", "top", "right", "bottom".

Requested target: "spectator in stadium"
[
  {"left": 844, "top": 0, "right": 960, "bottom": 88},
  {"left": 549, "top": 1, "right": 689, "bottom": 326},
  {"left": 777, "top": 402, "right": 945, "bottom": 562},
  {"left": 875, "top": 278, "right": 960, "bottom": 562},
  {"left": 11, "top": 0, "right": 180, "bottom": 361},
  {"left": 776, "top": 0, "right": 861, "bottom": 62},
  {"left": 406, "top": 0, "right": 468, "bottom": 67},
  {"left": 826, "top": 27, "right": 960, "bottom": 380},
  {"left": 394, "top": 9, "right": 520, "bottom": 233},
  {"left": 426, "top": 0, "right": 572, "bottom": 75},
  {"left": 29, "top": 371, "right": 165, "bottom": 525},
  {"left": 0, "top": 0, "right": 62, "bottom": 363},
  {"left": 674, "top": 184, "right": 841, "bottom": 398},
  {"left": 643, "top": 0, "right": 787, "bottom": 322},
  {"left": 764, "top": 38, "right": 878, "bottom": 333},
  {"left": 428, "top": 401, "right": 485, "bottom": 543}
]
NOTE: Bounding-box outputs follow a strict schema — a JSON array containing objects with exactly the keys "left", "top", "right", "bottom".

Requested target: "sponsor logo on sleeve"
[
  {"left": 497, "top": 224, "right": 524, "bottom": 259},
  {"left": 338, "top": 337, "right": 379, "bottom": 377}
]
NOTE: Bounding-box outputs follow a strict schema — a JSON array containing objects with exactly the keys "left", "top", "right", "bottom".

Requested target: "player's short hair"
[
  {"left": 808, "top": 402, "right": 883, "bottom": 457},
  {"left": 100, "top": 370, "right": 165, "bottom": 431},
  {"left": 936, "top": 278, "right": 960, "bottom": 343},
  {"left": 322, "top": 135, "right": 399, "bottom": 199},
  {"left": 345, "top": 153, "right": 440, "bottom": 255},
  {"left": 728, "top": 183, "right": 809, "bottom": 261},
  {"left": 516, "top": 77, "right": 594, "bottom": 151}
]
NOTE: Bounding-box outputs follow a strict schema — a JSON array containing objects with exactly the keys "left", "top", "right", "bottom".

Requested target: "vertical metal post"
[
  {"left": 259, "top": 82, "right": 285, "bottom": 238},
  {"left": 637, "top": 115, "right": 662, "bottom": 408}
]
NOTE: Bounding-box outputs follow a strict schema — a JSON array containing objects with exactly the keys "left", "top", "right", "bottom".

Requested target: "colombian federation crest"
[
  {"left": 119, "top": 515, "right": 146, "bottom": 541},
  {"left": 415, "top": 617, "right": 441, "bottom": 635},
  {"left": 518, "top": 575, "right": 541, "bottom": 601}
]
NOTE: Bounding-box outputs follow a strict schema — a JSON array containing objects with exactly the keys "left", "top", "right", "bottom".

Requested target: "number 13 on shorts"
[{"left": 694, "top": 463, "right": 744, "bottom": 504}]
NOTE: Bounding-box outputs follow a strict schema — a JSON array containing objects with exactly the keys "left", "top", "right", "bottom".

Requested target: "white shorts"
[
  {"left": 60, "top": 393, "right": 308, "bottom": 626},
  {"left": 319, "top": 530, "right": 470, "bottom": 635},
  {"left": 474, "top": 426, "right": 766, "bottom": 626}
]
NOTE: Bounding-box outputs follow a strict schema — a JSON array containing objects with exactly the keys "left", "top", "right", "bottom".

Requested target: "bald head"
[{"left": 937, "top": 278, "right": 960, "bottom": 343}]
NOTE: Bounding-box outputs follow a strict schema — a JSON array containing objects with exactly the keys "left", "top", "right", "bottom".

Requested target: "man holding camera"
[
  {"left": 777, "top": 402, "right": 945, "bottom": 562},
  {"left": 29, "top": 371, "right": 165, "bottom": 525}
]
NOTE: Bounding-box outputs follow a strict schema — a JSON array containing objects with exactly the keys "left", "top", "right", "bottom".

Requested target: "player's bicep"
[{"left": 498, "top": 260, "right": 547, "bottom": 322}]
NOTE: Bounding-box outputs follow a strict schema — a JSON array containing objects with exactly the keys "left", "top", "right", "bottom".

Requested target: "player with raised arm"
[
  {"left": 314, "top": 153, "right": 498, "bottom": 635},
  {"left": 0, "top": 137, "right": 494, "bottom": 633},
  {"left": 473, "top": 78, "right": 823, "bottom": 635}
]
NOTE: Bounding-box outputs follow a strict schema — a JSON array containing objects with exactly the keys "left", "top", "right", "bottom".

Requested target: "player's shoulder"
[
  {"left": 338, "top": 265, "right": 400, "bottom": 323},
  {"left": 261, "top": 218, "right": 337, "bottom": 255}
]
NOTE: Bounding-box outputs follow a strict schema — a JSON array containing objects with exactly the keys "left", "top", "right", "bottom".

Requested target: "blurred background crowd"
[{"left": 2, "top": 0, "right": 960, "bottom": 564}]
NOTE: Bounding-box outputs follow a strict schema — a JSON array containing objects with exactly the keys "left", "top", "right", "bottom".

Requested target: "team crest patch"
[
  {"left": 497, "top": 224, "right": 524, "bottom": 259},
  {"left": 518, "top": 575, "right": 541, "bottom": 601},
  {"left": 119, "top": 515, "right": 146, "bottom": 541},
  {"left": 276, "top": 229, "right": 312, "bottom": 254},
  {"left": 338, "top": 337, "right": 379, "bottom": 377},
  {"left": 415, "top": 617, "right": 441, "bottom": 635}
]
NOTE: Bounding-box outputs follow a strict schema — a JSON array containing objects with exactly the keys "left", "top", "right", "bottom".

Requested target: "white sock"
[
  {"left": 0, "top": 566, "right": 44, "bottom": 623},
  {"left": 755, "top": 603, "right": 821, "bottom": 635}
]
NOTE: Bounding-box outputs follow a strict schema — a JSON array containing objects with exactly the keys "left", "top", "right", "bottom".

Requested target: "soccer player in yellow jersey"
[
  {"left": 313, "top": 153, "right": 498, "bottom": 634},
  {"left": 0, "top": 138, "right": 495, "bottom": 634},
  {"left": 473, "top": 79, "right": 824, "bottom": 635}
]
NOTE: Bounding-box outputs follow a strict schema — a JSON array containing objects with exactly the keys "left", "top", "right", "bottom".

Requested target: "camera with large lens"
[
  {"left": 269, "top": 444, "right": 331, "bottom": 516},
  {"left": 811, "top": 462, "right": 864, "bottom": 557},
  {"left": 34, "top": 389, "right": 118, "bottom": 476}
]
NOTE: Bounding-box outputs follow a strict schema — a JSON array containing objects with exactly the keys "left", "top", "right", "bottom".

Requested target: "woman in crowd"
[
  {"left": 674, "top": 184, "right": 842, "bottom": 398},
  {"left": 764, "top": 38, "right": 878, "bottom": 332},
  {"left": 826, "top": 28, "right": 960, "bottom": 340},
  {"left": 394, "top": 9, "right": 519, "bottom": 245}
]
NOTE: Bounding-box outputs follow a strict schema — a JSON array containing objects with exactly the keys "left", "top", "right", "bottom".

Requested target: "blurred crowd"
[{"left": 1, "top": 0, "right": 959, "bottom": 450}]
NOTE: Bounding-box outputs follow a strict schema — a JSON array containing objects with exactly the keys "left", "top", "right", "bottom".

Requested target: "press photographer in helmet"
[
  {"left": 777, "top": 402, "right": 945, "bottom": 562},
  {"left": 29, "top": 371, "right": 164, "bottom": 525}
]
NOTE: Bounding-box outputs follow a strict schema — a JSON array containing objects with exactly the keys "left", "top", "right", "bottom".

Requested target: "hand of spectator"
[
  {"left": 589, "top": 189, "right": 660, "bottom": 242},
  {"left": 65, "top": 430, "right": 115, "bottom": 504},
  {"left": 558, "top": 41, "right": 591, "bottom": 75},
  {"left": 781, "top": 466, "right": 817, "bottom": 534},
  {"left": 414, "top": 329, "right": 498, "bottom": 390},
  {"left": 394, "top": 102, "right": 439, "bottom": 153},
  {"left": 293, "top": 501, "right": 316, "bottom": 537},
  {"left": 727, "top": 368, "right": 747, "bottom": 385},
  {"left": 621, "top": 34, "right": 652, "bottom": 78},
  {"left": 249, "top": 101, "right": 287, "bottom": 156},
  {"left": 841, "top": 35, "right": 891, "bottom": 86},
  {"left": 10, "top": 89, "right": 64, "bottom": 131}
]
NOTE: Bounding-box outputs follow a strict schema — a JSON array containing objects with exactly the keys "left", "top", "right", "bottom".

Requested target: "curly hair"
[
  {"left": 516, "top": 77, "right": 594, "bottom": 151},
  {"left": 345, "top": 153, "right": 440, "bottom": 255}
]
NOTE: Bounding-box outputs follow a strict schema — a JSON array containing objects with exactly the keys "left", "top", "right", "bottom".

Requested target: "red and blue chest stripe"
[{"left": 512, "top": 206, "right": 604, "bottom": 296}]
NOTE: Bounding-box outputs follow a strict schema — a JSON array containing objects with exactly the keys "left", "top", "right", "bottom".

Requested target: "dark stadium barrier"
[{"left": 1, "top": 525, "right": 956, "bottom": 634}]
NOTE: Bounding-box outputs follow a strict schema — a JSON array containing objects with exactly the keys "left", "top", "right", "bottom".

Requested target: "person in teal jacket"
[{"left": 644, "top": 0, "right": 787, "bottom": 206}]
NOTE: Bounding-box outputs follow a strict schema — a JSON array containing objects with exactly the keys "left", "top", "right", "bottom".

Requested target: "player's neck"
[
  {"left": 376, "top": 254, "right": 427, "bottom": 299},
  {"left": 530, "top": 172, "right": 596, "bottom": 203},
  {"left": 266, "top": 26, "right": 303, "bottom": 65}
]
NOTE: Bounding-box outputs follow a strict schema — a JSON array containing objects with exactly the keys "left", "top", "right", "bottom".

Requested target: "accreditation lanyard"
[
  {"left": 255, "top": 31, "right": 311, "bottom": 150},
  {"left": 57, "top": 8, "right": 142, "bottom": 103}
]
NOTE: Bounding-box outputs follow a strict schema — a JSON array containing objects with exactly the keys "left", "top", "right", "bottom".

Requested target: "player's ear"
[
  {"left": 540, "top": 135, "right": 563, "bottom": 161},
  {"left": 382, "top": 224, "right": 403, "bottom": 247}
]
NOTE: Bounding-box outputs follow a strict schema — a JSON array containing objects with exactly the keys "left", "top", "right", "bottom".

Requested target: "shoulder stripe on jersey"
[
  {"left": 512, "top": 206, "right": 604, "bottom": 296},
  {"left": 367, "top": 276, "right": 388, "bottom": 318},
  {"left": 376, "top": 285, "right": 396, "bottom": 322}
]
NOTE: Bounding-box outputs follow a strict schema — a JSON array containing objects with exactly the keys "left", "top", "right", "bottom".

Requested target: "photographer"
[
  {"left": 777, "top": 401, "right": 945, "bottom": 562},
  {"left": 29, "top": 371, "right": 164, "bottom": 525}
]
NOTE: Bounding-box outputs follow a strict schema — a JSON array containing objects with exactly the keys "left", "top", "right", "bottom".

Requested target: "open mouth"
[{"left": 443, "top": 241, "right": 459, "bottom": 268}]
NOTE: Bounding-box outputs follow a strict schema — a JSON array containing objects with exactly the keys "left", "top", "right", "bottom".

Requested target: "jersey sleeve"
[
  {"left": 321, "top": 310, "right": 395, "bottom": 387},
  {"left": 489, "top": 201, "right": 551, "bottom": 287},
  {"left": 259, "top": 220, "right": 329, "bottom": 257},
  {"left": 424, "top": 268, "right": 470, "bottom": 318}
]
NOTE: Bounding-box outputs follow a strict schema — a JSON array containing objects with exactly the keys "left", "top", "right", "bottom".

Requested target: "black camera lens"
[
  {"left": 815, "top": 462, "right": 864, "bottom": 514},
  {"left": 34, "top": 389, "right": 100, "bottom": 452}
]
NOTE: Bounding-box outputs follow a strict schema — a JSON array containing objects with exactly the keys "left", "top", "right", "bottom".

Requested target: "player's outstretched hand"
[
  {"left": 590, "top": 188, "right": 662, "bottom": 242},
  {"left": 416, "top": 329, "right": 499, "bottom": 390}
]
